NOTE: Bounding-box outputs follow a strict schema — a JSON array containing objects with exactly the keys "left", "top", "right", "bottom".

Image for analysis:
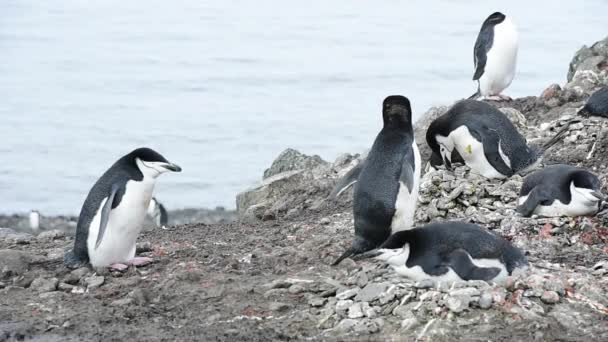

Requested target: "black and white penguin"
[
  {"left": 516, "top": 164, "right": 604, "bottom": 217},
  {"left": 426, "top": 100, "right": 570, "bottom": 179},
  {"left": 356, "top": 222, "right": 528, "bottom": 284},
  {"left": 147, "top": 197, "right": 169, "bottom": 228},
  {"left": 29, "top": 210, "right": 41, "bottom": 233},
  {"left": 64, "top": 147, "right": 181, "bottom": 270},
  {"left": 579, "top": 86, "right": 608, "bottom": 118},
  {"left": 470, "top": 12, "right": 518, "bottom": 101},
  {"left": 333, "top": 95, "right": 421, "bottom": 265}
]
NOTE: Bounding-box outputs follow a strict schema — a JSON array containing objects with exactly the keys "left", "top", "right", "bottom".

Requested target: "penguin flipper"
[
  {"left": 95, "top": 183, "right": 120, "bottom": 249},
  {"left": 473, "top": 25, "right": 493, "bottom": 80},
  {"left": 399, "top": 147, "right": 416, "bottom": 192},
  {"left": 329, "top": 161, "right": 364, "bottom": 200},
  {"left": 516, "top": 187, "right": 552, "bottom": 217},
  {"left": 477, "top": 128, "right": 514, "bottom": 177},
  {"left": 447, "top": 249, "right": 501, "bottom": 281}
]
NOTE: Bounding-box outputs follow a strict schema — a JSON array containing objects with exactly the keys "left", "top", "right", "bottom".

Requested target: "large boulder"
[
  {"left": 568, "top": 35, "right": 608, "bottom": 83},
  {"left": 263, "top": 148, "right": 328, "bottom": 179}
]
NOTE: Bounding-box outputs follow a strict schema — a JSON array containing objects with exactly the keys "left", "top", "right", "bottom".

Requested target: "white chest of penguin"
[
  {"left": 390, "top": 142, "right": 421, "bottom": 232},
  {"left": 86, "top": 177, "right": 155, "bottom": 266},
  {"left": 480, "top": 18, "right": 518, "bottom": 95},
  {"left": 518, "top": 182, "right": 601, "bottom": 217},
  {"left": 436, "top": 126, "right": 511, "bottom": 179}
]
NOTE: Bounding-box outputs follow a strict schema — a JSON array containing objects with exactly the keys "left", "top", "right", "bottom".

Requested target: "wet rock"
[
  {"left": 355, "top": 282, "right": 389, "bottom": 302},
  {"left": 84, "top": 276, "right": 105, "bottom": 290},
  {"left": 29, "top": 277, "right": 58, "bottom": 293},
  {"left": 540, "top": 290, "right": 560, "bottom": 304}
]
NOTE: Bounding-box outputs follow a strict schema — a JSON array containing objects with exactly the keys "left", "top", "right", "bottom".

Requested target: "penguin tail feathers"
[
  {"left": 540, "top": 118, "right": 581, "bottom": 153},
  {"left": 328, "top": 162, "right": 364, "bottom": 201},
  {"left": 331, "top": 237, "right": 374, "bottom": 266}
]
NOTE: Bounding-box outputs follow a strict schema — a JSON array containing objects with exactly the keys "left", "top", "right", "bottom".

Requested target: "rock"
[
  {"left": 446, "top": 295, "right": 471, "bottom": 313},
  {"left": 84, "top": 276, "right": 105, "bottom": 290},
  {"left": 64, "top": 267, "right": 90, "bottom": 285},
  {"left": 543, "top": 279, "right": 566, "bottom": 296},
  {"left": 111, "top": 298, "right": 134, "bottom": 306},
  {"left": 334, "top": 318, "right": 359, "bottom": 333},
  {"left": 268, "top": 302, "right": 290, "bottom": 312},
  {"left": 540, "top": 290, "right": 560, "bottom": 304},
  {"left": 355, "top": 282, "right": 389, "bottom": 302},
  {"left": 308, "top": 297, "right": 326, "bottom": 307},
  {"left": 129, "top": 288, "right": 150, "bottom": 305},
  {"left": 58, "top": 282, "right": 74, "bottom": 292},
  {"left": 378, "top": 284, "right": 398, "bottom": 305},
  {"left": 29, "top": 277, "right": 58, "bottom": 293},
  {"left": 36, "top": 229, "right": 65, "bottom": 240},
  {"left": 336, "top": 299, "right": 353, "bottom": 313},
  {"left": 320, "top": 217, "right": 331, "bottom": 225},
  {"left": 448, "top": 287, "right": 480, "bottom": 298},
  {"left": 478, "top": 292, "right": 493, "bottom": 309},
  {"left": 355, "top": 270, "right": 369, "bottom": 288},
  {"left": 263, "top": 148, "right": 328, "bottom": 179},
  {"left": 336, "top": 287, "right": 360, "bottom": 300},
  {"left": 414, "top": 279, "right": 436, "bottom": 289},
  {"left": 0, "top": 250, "right": 31, "bottom": 278},
  {"left": 347, "top": 302, "right": 364, "bottom": 319},
  {"left": 288, "top": 284, "right": 306, "bottom": 294},
  {"left": 266, "top": 279, "right": 293, "bottom": 289}
]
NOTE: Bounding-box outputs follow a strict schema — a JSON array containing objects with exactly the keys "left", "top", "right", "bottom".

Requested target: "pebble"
[
  {"left": 268, "top": 302, "right": 291, "bottom": 312},
  {"left": 84, "top": 276, "right": 105, "bottom": 290},
  {"left": 308, "top": 297, "right": 326, "bottom": 307},
  {"left": 266, "top": 279, "right": 293, "bottom": 289},
  {"left": 478, "top": 292, "right": 493, "bottom": 309},
  {"left": 29, "top": 277, "right": 58, "bottom": 293},
  {"left": 336, "top": 287, "right": 359, "bottom": 300},
  {"left": 336, "top": 299, "right": 353, "bottom": 313},
  {"left": 347, "top": 302, "right": 364, "bottom": 319},
  {"left": 543, "top": 279, "right": 566, "bottom": 296},
  {"left": 446, "top": 295, "right": 470, "bottom": 313},
  {"left": 320, "top": 218, "right": 331, "bottom": 225},
  {"left": 449, "top": 287, "right": 480, "bottom": 298},
  {"left": 58, "top": 282, "right": 75, "bottom": 292},
  {"left": 355, "top": 282, "right": 389, "bottom": 302},
  {"left": 541, "top": 290, "right": 560, "bottom": 304},
  {"left": 334, "top": 318, "right": 358, "bottom": 332},
  {"left": 64, "top": 267, "right": 90, "bottom": 285},
  {"left": 414, "top": 279, "right": 436, "bottom": 289},
  {"left": 111, "top": 298, "right": 134, "bottom": 306},
  {"left": 288, "top": 284, "right": 306, "bottom": 294}
]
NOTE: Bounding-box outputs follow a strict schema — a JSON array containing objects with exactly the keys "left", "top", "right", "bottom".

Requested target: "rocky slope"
[{"left": 2, "top": 36, "right": 608, "bottom": 342}]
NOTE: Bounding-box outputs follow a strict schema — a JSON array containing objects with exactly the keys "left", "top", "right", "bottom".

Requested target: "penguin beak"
[
  {"left": 352, "top": 249, "right": 382, "bottom": 261},
  {"left": 163, "top": 163, "right": 182, "bottom": 172},
  {"left": 590, "top": 191, "right": 605, "bottom": 201}
]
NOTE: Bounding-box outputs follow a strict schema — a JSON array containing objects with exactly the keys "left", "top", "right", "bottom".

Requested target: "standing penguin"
[
  {"left": 516, "top": 164, "right": 604, "bottom": 217},
  {"left": 470, "top": 12, "right": 518, "bottom": 101},
  {"left": 333, "top": 95, "right": 421, "bottom": 265},
  {"left": 355, "top": 222, "right": 528, "bottom": 284},
  {"left": 64, "top": 148, "right": 181, "bottom": 270},
  {"left": 29, "top": 210, "right": 41, "bottom": 233},
  {"left": 147, "top": 197, "right": 169, "bottom": 228},
  {"left": 427, "top": 100, "right": 571, "bottom": 179}
]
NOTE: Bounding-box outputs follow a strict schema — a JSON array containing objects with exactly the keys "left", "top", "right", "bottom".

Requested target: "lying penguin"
[
  {"left": 333, "top": 95, "right": 421, "bottom": 265},
  {"left": 516, "top": 164, "right": 604, "bottom": 217},
  {"left": 64, "top": 147, "right": 181, "bottom": 270},
  {"left": 578, "top": 85, "right": 608, "bottom": 118},
  {"left": 356, "top": 222, "right": 528, "bottom": 284},
  {"left": 427, "top": 100, "right": 572, "bottom": 179},
  {"left": 147, "top": 197, "right": 169, "bottom": 229}
]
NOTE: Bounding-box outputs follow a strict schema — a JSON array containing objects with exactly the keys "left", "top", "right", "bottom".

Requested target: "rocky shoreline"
[{"left": 1, "top": 36, "right": 608, "bottom": 341}]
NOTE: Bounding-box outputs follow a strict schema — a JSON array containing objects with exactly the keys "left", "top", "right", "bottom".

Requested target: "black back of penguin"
[
  {"left": 426, "top": 100, "right": 535, "bottom": 172},
  {"left": 580, "top": 86, "right": 608, "bottom": 117},
  {"left": 519, "top": 164, "right": 601, "bottom": 204},
  {"left": 353, "top": 95, "right": 415, "bottom": 250},
  {"left": 382, "top": 222, "right": 528, "bottom": 274},
  {"left": 69, "top": 148, "right": 171, "bottom": 264}
]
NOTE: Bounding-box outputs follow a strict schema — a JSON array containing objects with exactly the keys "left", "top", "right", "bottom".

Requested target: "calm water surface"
[{"left": 0, "top": 0, "right": 606, "bottom": 214}]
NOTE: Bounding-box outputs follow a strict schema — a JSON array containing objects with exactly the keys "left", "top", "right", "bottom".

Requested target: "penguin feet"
[{"left": 110, "top": 257, "right": 154, "bottom": 271}]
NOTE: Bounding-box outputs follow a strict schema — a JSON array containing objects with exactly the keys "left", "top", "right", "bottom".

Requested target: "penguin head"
[
  {"left": 571, "top": 171, "right": 604, "bottom": 204},
  {"left": 126, "top": 147, "right": 182, "bottom": 178},
  {"left": 485, "top": 12, "right": 506, "bottom": 25},
  {"left": 382, "top": 95, "right": 412, "bottom": 130}
]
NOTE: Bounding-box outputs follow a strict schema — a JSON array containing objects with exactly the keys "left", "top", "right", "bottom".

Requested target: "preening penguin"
[
  {"left": 333, "top": 95, "right": 421, "bottom": 265},
  {"left": 471, "top": 12, "right": 518, "bottom": 101},
  {"left": 355, "top": 222, "right": 528, "bottom": 284},
  {"left": 426, "top": 100, "right": 571, "bottom": 179},
  {"left": 516, "top": 164, "right": 604, "bottom": 217},
  {"left": 64, "top": 148, "right": 181, "bottom": 269}
]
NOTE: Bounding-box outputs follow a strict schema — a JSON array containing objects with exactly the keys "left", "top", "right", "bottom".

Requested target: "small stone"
[
  {"left": 37, "top": 230, "right": 65, "bottom": 240},
  {"left": 478, "top": 292, "right": 493, "bottom": 309},
  {"left": 136, "top": 241, "right": 152, "bottom": 253},
  {"left": 29, "top": 277, "right": 58, "bottom": 293},
  {"left": 401, "top": 317, "right": 420, "bottom": 330},
  {"left": 263, "top": 288, "right": 287, "bottom": 298},
  {"left": 523, "top": 288, "right": 544, "bottom": 298},
  {"left": 57, "top": 282, "right": 74, "bottom": 292},
  {"left": 449, "top": 287, "right": 480, "bottom": 298},
  {"left": 64, "top": 267, "right": 90, "bottom": 285},
  {"left": 347, "top": 302, "right": 364, "bottom": 319},
  {"left": 541, "top": 291, "right": 560, "bottom": 304},
  {"left": 355, "top": 282, "right": 389, "bottom": 302},
  {"left": 543, "top": 279, "right": 566, "bottom": 296},
  {"left": 336, "top": 299, "right": 353, "bottom": 313},
  {"left": 336, "top": 287, "right": 360, "bottom": 300},
  {"left": 320, "top": 218, "right": 331, "bottom": 225},
  {"left": 335, "top": 318, "right": 358, "bottom": 332},
  {"left": 378, "top": 285, "right": 398, "bottom": 305},
  {"left": 355, "top": 270, "right": 369, "bottom": 288},
  {"left": 111, "top": 298, "right": 134, "bottom": 306},
  {"left": 269, "top": 302, "right": 290, "bottom": 312},
  {"left": 446, "top": 295, "right": 471, "bottom": 313},
  {"left": 129, "top": 288, "right": 150, "bottom": 305},
  {"left": 308, "top": 297, "right": 326, "bottom": 307},
  {"left": 288, "top": 284, "right": 306, "bottom": 294},
  {"left": 414, "top": 279, "right": 436, "bottom": 289},
  {"left": 266, "top": 279, "right": 293, "bottom": 289},
  {"left": 84, "top": 276, "right": 105, "bottom": 290}
]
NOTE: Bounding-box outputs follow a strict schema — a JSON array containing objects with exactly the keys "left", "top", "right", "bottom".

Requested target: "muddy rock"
[
  {"left": 29, "top": 277, "right": 58, "bottom": 293},
  {"left": 0, "top": 250, "right": 32, "bottom": 278}
]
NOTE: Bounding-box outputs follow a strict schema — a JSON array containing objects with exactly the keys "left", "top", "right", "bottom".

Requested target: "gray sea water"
[{"left": 0, "top": 0, "right": 606, "bottom": 215}]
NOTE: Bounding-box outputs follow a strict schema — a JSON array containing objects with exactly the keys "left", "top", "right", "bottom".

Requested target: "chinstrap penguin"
[
  {"left": 578, "top": 86, "right": 608, "bottom": 118},
  {"left": 516, "top": 164, "right": 604, "bottom": 217},
  {"left": 333, "top": 95, "right": 421, "bottom": 265},
  {"left": 29, "top": 210, "right": 41, "bottom": 233},
  {"left": 147, "top": 197, "right": 169, "bottom": 229},
  {"left": 64, "top": 147, "right": 181, "bottom": 270},
  {"left": 426, "top": 100, "right": 572, "bottom": 179},
  {"left": 470, "top": 12, "right": 518, "bottom": 101},
  {"left": 355, "top": 222, "right": 528, "bottom": 284}
]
